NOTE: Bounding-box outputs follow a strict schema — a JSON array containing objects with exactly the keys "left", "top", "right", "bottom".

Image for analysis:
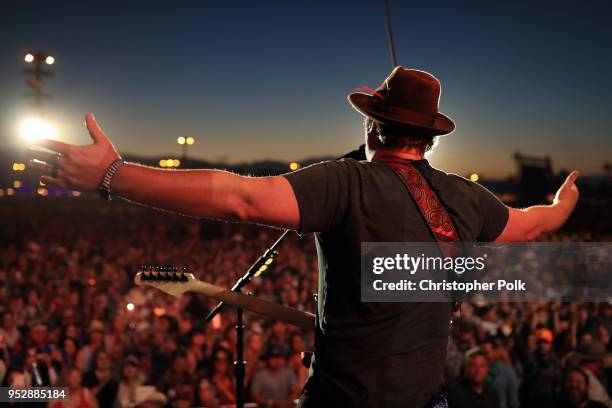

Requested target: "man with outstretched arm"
[{"left": 28, "top": 67, "right": 579, "bottom": 407}]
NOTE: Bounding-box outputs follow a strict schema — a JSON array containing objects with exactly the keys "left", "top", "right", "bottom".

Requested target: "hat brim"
[{"left": 348, "top": 92, "right": 455, "bottom": 136}]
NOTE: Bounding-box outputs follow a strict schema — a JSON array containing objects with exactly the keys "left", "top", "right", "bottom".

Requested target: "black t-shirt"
[
  {"left": 447, "top": 379, "right": 501, "bottom": 408},
  {"left": 284, "top": 158, "right": 509, "bottom": 408}
]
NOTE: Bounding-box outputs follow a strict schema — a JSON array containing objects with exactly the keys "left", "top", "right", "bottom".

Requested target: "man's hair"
[
  {"left": 365, "top": 117, "right": 437, "bottom": 154},
  {"left": 466, "top": 350, "right": 489, "bottom": 364},
  {"left": 563, "top": 367, "right": 589, "bottom": 386}
]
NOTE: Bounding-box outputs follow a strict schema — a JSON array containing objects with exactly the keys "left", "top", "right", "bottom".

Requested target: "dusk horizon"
[{"left": 1, "top": 0, "right": 611, "bottom": 178}]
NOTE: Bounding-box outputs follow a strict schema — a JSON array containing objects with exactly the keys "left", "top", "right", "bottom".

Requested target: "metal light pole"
[
  {"left": 22, "top": 51, "right": 56, "bottom": 110},
  {"left": 177, "top": 136, "right": 195, "bottom": 166}
]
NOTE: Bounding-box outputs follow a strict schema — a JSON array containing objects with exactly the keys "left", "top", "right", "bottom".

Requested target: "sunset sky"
[{"left": 1, "top": 0, "right": 611, "bottom": 177}]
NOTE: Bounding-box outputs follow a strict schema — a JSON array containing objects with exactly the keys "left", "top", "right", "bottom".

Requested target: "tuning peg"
[{"left": 181, "top": 267, "right": 188, "bottom": 281}]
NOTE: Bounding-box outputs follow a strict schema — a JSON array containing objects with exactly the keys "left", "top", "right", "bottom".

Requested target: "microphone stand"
[
  {"left": 205, "top": 230, "right": 291, "bottom": 408},
  {"left": 204, "top": 146, "right": 366, "bottom": 408}
]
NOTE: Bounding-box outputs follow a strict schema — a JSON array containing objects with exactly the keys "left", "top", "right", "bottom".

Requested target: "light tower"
[
  {"left": 177, "top": 136, "right": 195, "bottom": 166},
  {"left": 22, "top": 51, "right": 56, "bottom": 110}
]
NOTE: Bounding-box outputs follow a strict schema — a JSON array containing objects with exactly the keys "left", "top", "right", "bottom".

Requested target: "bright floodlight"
[
  {"left": 177, "top": 136, "right": 186, "bottom": 145},
  {"left": 24, "top": 53, "right": 34, "bottom": 63},
  {"left": 19, "top": 118, "right": 56, "bottom": 142},
  {"left": 45, "top": 56, "right": 55, "bottom": 65},
  {"left": 186, "top": 137, "right": 195, "bottom": 145},
  {"left": 470, "top": 173, "right": 479, "bottom": 182}
]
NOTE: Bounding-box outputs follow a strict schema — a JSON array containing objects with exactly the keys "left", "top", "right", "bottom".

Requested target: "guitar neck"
[{"left": 191, "top": 280, "right": 315, "bottom": 330}]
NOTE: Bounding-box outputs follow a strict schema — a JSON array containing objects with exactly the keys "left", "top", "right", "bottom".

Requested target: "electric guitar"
[{"left": 134, "top": 266, "right": 315, "bottom": 330}]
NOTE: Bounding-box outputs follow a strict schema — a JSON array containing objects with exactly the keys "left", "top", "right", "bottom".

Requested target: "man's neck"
[
  {"left": 472, "top": 384, "right": 484, "bottom": 394},
  {"left": 471, "top": 381, "right": 485, "bottom": 395},
  {"left": 370, "top": 148, "right": 424, "bottom": 162}
]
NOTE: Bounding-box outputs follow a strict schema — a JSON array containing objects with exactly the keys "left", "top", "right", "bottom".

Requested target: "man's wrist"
[{"left": 98, "top": 158, "right": 125, "bottom": 201}]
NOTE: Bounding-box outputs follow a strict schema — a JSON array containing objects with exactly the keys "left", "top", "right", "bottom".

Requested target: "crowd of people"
[{"left": 0, "top": 197, "right": 610, "bottom": 407}]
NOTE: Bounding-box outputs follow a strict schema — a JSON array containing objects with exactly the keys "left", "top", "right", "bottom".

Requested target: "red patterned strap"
[{"left": 378, "top": 158, "right": 461, "bottom": 257}]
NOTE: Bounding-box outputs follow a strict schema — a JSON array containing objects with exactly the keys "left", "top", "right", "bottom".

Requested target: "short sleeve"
[
  {"left": 472, "top": 182, "right": 509, "bottom": 241},
  {"left": 282, "top": 160, "right": 352, "bottom": 234}
]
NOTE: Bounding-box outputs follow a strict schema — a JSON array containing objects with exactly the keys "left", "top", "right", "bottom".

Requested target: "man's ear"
[{"left": 366, "top": 125, "right": 385, "bottom": 149}]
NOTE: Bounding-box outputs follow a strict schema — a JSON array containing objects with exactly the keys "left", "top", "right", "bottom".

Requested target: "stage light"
[
  {"left": 165, "top": 159, "right": 174, "bottom": 167},
  {"left": 24, "top": 53, "right": 34, "bottom": 63},
  {"left": 289, "top": 162, "right": 300, "bottom": 171},
  {"left": 45, "top": 56, "right": 55, "bottom": 65},
  {"left": 159, "top": 159, "right": 167, "bottom": 167},
  {"left": 13, "top": 181, "right": 22, "bottom": 188},
  {"left": 186, "top": 137, "right": 195, "bottom": 145},
  {"left": 6, "top": 188, "right": 14, "bottom": 196},
  {"left": 177, "top": 136, "right": 186, "bottom": 145},
  {"left": 19, "top": 118, "right": 56, "bottom": 142},
  {"left": 126, "top": 303, "right": 135, "bottom": 311},
  {"left": 470, "top": 173, "right": 479, "bottom": 182},
  {"left": 173, "top": 159, "right": 180, "bottom": 167}
]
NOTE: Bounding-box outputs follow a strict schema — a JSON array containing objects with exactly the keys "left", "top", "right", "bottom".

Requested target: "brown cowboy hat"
[{"left": 348, "top": 66, "right": 455, "bottom": 136}]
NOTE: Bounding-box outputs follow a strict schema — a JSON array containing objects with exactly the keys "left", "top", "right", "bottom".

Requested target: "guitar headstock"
[{"left": 134, "top": 266, "right": 198, "bottom": 297}]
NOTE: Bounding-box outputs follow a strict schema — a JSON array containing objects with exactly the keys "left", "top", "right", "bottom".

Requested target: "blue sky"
[{"left": 1, "top": 0, "right": 611, "bottom": 177}]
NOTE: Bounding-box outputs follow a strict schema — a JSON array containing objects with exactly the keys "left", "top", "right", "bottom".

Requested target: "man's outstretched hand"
[
  {"left": 554, "top": 170, "right": 580, "bottom": 208},
  {"left": 27, "top": 113, "right": 121, "bottom": 192},
  {"left": 495, "top": 170, "right": 580, "bottom": 242}
]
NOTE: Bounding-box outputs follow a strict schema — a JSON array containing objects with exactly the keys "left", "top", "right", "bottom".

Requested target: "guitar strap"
[{"left": 376, "top": 158, "right": 463, "bottom": 311}]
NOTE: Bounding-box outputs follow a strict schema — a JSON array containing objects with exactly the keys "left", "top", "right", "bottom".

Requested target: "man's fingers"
[
  {"left": 567, "top": 170, "right": 580, "bottom": 183},
  {"left": 27, "top": 149, "right": 63, "bottom": 166},
  {"left": 28, "top": 159, "right": 54, "bottom": 173},
  {"left": 36, "top": 138, "right": 72, "bottom": 155},
  {"left": 561, "top": 170, "right": 580, "bottom": 188},
  {"left": 85, "top": 112, "right": 109, "bottom": 144},
  {"left": 40, "top": 176, "right": 68, "bottom": 189},
  {"left": 28, "top": 159, "right": 62, "bottom": 177}
]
